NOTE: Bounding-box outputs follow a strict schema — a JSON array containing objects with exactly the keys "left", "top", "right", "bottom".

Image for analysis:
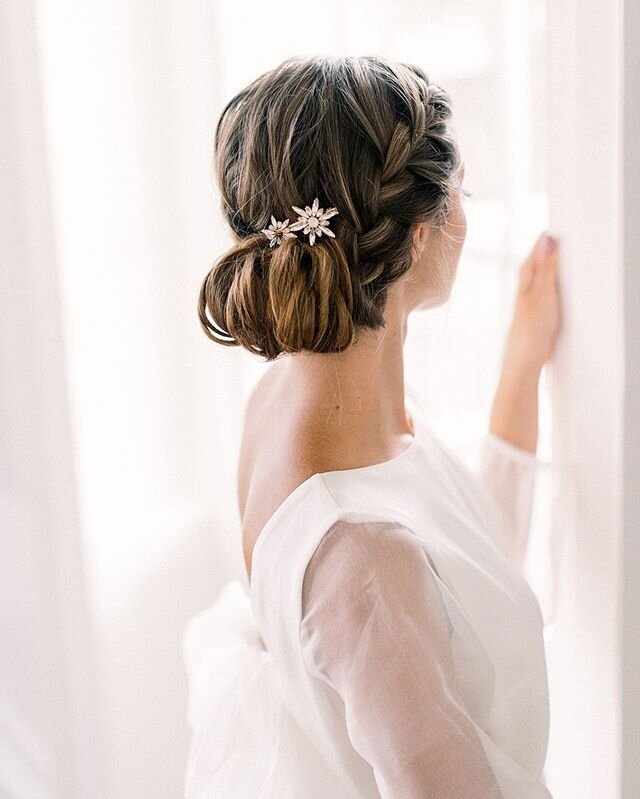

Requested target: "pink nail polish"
[{"left": 543, "top": 233, "right": 557, "bottom": 253}]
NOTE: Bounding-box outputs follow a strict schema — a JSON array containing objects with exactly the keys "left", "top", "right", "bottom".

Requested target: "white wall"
[
  {"left": 543, "top": 1, "right": 624, "bottom": 796},
  {"left": 621, "top": 0, "right": 640, "bottom": 796}
]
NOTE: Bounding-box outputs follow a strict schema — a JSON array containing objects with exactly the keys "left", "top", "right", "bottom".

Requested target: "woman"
[{"left": 185, "top": 54, "right": 560, "bottom": 798}]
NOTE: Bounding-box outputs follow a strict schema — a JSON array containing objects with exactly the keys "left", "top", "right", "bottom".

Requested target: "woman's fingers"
[{"left": 525, "top": 232, "right": 558, "bottom": 290}]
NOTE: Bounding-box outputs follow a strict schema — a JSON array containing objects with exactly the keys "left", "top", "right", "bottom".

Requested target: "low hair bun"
[{"left": 198, "top": 233, "right": 367, "bottom": 360}]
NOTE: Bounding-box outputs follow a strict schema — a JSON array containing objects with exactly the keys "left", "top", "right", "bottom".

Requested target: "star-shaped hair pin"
[
  {"left": 289, "top": 197, "right": 339, "bottom": 246},
  {"left": 260, "top": 216, "right": 297, "bottom": 247}
]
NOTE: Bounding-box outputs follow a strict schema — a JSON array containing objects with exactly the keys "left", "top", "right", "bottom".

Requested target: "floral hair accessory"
[
  {"left": 260, "top": 216, "right": 297, "bottom": 248},
  {"left": 289, "top": 197, "right": 339, "bottom": 246},
  {"left": 259, "top": 198, "right": 339, "bottom": 247}
]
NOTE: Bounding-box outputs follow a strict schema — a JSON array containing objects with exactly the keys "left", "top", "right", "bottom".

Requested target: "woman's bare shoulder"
[
  {"left": 238, "top": 363, "right": 283, "bottom": 495},
  {"left": 238, "top": 361, "right": 318, "bottom": 580}
]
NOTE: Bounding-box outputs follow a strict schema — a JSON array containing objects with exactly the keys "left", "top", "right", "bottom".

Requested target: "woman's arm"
[
  {"left": 489, "top": 359, "right": 541, "bottom": 454},
  {"left": 472, "top": 232, "right": 561, "bottom": 570},
  {"left": 300, "top": 519, "right": 505, "bottom": 798}
]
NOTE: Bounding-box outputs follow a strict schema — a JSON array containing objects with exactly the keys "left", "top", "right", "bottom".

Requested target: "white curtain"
[{"left": 3, "top": 1, "right": 560, "bottom": 797}]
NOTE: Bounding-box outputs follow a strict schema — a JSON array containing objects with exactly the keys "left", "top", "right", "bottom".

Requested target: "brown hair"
[{"left": 198, "top": 55, "right": 461, "bottom": 360}]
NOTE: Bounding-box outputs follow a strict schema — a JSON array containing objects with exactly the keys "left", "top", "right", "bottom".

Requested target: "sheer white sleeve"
[
  {"left": 476, "top": 432, "right": 542, "bottom": 573},
  {"left": 300, "top": 520, "right": 504, "bottom": 798}
]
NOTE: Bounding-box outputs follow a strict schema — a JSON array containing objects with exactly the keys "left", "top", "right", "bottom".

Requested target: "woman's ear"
[{"left": 411, "top": 221, "right": 430, "bottom": 261}]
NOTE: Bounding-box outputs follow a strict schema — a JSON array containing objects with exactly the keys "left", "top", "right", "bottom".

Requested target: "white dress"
[{"left": 182, "top": 386, "right": 553, "bottom": 798}]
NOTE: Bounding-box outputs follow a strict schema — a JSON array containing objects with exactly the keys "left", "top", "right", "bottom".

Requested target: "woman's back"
[{"left": 183, "top": 389, "right": 552, "bottom": 798}]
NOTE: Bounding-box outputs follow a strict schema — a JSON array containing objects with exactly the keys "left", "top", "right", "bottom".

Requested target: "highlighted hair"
[{"left": 199, "top": 55, "right": 460, "bottom": 360}]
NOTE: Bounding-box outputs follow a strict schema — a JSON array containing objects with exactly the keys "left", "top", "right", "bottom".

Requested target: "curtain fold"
[{"left": 1, "top": 2, "right": 105, "bottom": 797}]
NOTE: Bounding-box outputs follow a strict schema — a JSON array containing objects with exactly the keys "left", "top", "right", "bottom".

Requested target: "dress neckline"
[{"left": 245, "top": 392, "right": 424, "bottom": 594}]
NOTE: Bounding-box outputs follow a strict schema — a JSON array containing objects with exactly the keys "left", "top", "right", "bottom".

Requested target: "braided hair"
[{"left": 199, "top": 55, "right": 461, "bottom": 360}]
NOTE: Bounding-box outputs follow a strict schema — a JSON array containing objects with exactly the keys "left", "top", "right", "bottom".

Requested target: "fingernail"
[{"left": 542, "top": 233, "right": 557, "bottom": 253}]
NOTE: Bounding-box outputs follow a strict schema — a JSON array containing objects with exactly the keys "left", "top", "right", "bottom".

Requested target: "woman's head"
[{"left": 199, "top": 55, "right": 465, "bottom": 360}]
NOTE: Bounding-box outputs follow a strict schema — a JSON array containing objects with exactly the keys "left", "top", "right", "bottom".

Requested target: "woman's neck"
[{"left": 276, "top": 294, "right": 413, "bottom": 442}]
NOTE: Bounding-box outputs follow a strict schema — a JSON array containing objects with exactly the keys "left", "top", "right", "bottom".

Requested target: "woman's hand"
[
  {"left": 488, "top": 231, "right": 562, "bottom": 454},
  {"left": 503, "top": 232, "right": 562, "bottom": 372}
]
